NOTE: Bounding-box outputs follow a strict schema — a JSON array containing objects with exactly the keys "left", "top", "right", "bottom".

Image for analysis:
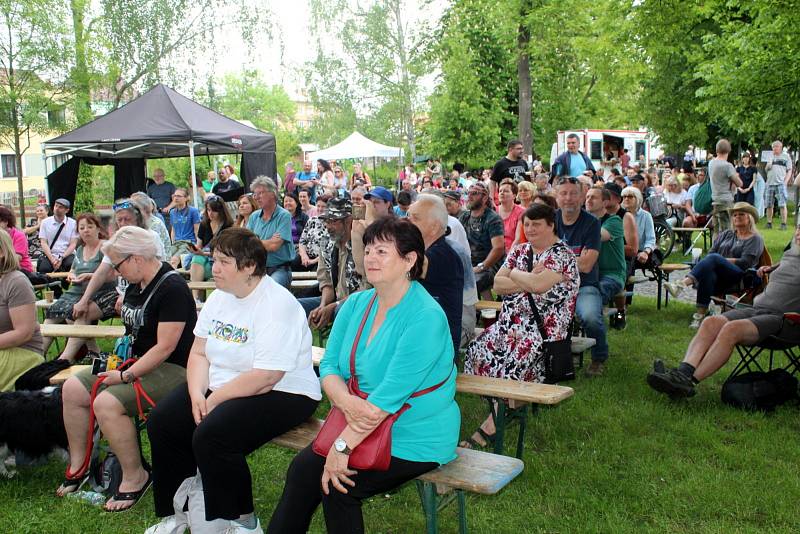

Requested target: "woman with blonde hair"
[
  {"left": 0, "top": 231, "right": 43, "bottom": 391},
  {"left": 58, "top": 226, "right": 196, "bottom": 511}
]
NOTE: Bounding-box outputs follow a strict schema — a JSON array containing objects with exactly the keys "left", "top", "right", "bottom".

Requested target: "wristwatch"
[
  {"left": 334, "top": 438, "right": 352, "bottom": 455},
  {"left": 477, "top": 262, "right": 485, "bottom": 272}
]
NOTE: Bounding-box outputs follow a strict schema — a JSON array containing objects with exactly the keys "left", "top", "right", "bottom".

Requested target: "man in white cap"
[{"left": 37, "top": 198, "right": 78, "bottom": 273}]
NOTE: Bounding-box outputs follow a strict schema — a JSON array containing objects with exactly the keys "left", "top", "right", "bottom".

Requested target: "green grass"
[{"left": 4, "top": 218, "right": 798, "bottom": 533}]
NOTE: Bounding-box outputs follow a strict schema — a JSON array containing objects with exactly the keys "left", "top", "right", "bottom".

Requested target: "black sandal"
[
  {"left": 459, "top": 427, "right": 496, "bottom": 450},
  {"left": 56, "top": 472, "right": 89, "bottom": 496},
  {"left": 103, "top": 471, "right": 152, "bottom": 513}
]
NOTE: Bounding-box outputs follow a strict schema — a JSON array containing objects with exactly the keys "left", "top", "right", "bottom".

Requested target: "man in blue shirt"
[
  {"left": 552, "top": 133, "right": 596, "bottom": 178},
  {"left": 293, "top": 160, "right": 319, "bottom": 203},
  {"left": 247, "top": 176, "right": 295, "bottom": 288},
  {"left": 168, "top": 188, "right": 201, "bottom": 268},
  {"left": 555, "top": 177, "right": 608, "bottom": 377},
  {"left": 147, "top": 168, "right": 177, "bottom": 231}
]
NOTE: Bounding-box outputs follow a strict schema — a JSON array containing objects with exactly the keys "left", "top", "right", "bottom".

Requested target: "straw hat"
[{"left": 727, "top": 202, "right": 758, "bottom": 222}]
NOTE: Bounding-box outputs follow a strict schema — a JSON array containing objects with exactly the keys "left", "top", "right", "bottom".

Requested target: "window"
[
  {"left": 635, "top": 140, "right": 646, "bottom": 161},
  {"left": 47, "top": 108, "right": 66, "bottom": 128},
  {"left": 590, "top": 140, "right": 603, "bottom": 160},
  {"left": 1, "top": 155, "right": 18, "bottom": 178}
]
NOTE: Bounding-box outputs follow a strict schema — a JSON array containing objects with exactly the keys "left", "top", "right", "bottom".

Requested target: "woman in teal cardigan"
[{"left": 268, "top": 217, "right": 459, "bottom": 534}]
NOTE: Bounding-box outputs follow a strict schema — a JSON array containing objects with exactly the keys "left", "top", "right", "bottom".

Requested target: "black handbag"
[{"left": 526, "top": 248, "right": 575, "bottom": 384}]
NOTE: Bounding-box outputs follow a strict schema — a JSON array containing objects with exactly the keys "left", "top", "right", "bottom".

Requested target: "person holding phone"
[{"left": 190, "top": 196, "right": 233, "bottom": 302}]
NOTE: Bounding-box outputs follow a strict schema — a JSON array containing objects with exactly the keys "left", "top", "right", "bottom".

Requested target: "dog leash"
[{"left": 64, "top": 359, "right": 155, "bottom": 481}]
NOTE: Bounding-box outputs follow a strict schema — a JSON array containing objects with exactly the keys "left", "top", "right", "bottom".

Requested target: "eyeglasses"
[
  {"left": 113, "top": 201, "right": 133, "bottom": 211},
  {"left": 621, "top": 195, "right": 636, "bottom": 199},
  {"left": 205, "top": 194, "right": 221, "bottom": 202},
  {"left": 111, "top": 255, "right": 132, "bottom": 272}
]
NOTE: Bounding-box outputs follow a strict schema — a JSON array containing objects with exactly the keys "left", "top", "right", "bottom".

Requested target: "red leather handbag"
[{"left": 312, "top": 293, "right": 452, "bottom": 471}]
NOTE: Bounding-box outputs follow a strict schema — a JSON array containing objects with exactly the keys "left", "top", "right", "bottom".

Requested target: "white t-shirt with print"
[{"left": 193, "top": 275, "right": 322, "bottom": 399}]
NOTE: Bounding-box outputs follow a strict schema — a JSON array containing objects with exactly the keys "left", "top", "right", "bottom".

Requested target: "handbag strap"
[
  {"left": 525, "top": 247, "right": 547, "bottom": 339},
  {"left": 348, "top": 292, "right": 454, "bottom": 402},
  {"left": 131, "top": 269, "right": 179, "bottom": 338},
  {"left": 49, "top": 221, "right": 66, "bottom": 248}
]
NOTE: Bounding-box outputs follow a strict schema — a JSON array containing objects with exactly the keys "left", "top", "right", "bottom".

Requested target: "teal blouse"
[{"left": 319, "top": 283, "right": 460, "bottom": 465}]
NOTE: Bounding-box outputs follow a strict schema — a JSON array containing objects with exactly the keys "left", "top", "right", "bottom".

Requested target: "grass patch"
[{"left": 7, "top": 217, "right": 798, "bottom": 533}]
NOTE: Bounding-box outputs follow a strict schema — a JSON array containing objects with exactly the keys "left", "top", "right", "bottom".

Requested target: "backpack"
[
  {"left": 693, "top": 178, "right": 712, "bottom": 215},
  {"left": 721, "top": 369, "right": 798, "bottom": 412}
]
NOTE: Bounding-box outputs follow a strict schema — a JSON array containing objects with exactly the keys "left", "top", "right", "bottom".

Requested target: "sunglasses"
[
  {"left": 111, "top": 255, "right": 132, "bottom": 272},
  {"left": 112, "top": 201, "right": 133, "bottom": 211},
  {"left": 557, "top": 177, "right": 579, "bottom": 185}
]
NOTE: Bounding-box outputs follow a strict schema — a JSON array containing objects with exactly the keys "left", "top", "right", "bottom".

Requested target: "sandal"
[
  {"left": 459, "top": 427, "right": 496, "bottom": 450},
  {"left": 104, "top": 471, "right": 152, "bottom": 513},
  {"left": 56, "top": 472, "right": 89, "bottom": 497}
]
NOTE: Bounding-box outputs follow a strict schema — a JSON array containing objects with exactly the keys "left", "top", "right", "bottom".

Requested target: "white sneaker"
[
  {"left": 144, "top": 515, "right": 188, "bottom": 534},
  {"left": 224, "top": 518, "right": 263, "bottom": 534},
  {"left": 689, "top": 313, "right": 705, "bottom": 329},
  {"left": 665, "top": 282, "right": 685, "bottom": 298}
]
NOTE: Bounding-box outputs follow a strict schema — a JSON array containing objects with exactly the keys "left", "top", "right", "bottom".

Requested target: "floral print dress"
[{"left": 464, "top": 240, "right": 579, "bottom": 383}]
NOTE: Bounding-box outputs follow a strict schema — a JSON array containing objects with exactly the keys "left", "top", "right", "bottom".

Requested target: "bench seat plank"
[
  {"left": 475, "top": 300, "right": 501, "bottom": 311},
  {"left": 291, "top": 271, "right": 318, "bottom": 280},
  {"left": 270, "top": 419, "right": 523, "bottom": 495},
  {"left": 50, "top": 364, "right": 92, "bottom": 385},
  {"left": 40, "top": 324, "right": 125, "bottom": 339},
  {"left": 311, "top": 346, "right": 573, "bottom": 405}
]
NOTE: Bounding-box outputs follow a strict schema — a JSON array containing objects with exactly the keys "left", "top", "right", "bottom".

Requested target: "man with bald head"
[{"left": 408, "top": 194, "right": 464, "bottom": 355}]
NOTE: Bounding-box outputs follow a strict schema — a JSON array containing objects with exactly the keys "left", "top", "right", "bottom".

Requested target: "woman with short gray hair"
[{"left": 59, "top": 225, "right": 196, "bottom": 512}]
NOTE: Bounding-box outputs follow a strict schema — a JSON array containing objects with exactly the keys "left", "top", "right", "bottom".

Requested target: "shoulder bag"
[
  {"left": 312, "top": 293, "right": 453, "bottom": 471},
  {"left": 525, "top": 247, "right": 575, "bottom": 384}
]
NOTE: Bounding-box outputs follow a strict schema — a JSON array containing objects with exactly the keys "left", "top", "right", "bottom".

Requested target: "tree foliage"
[{"left": 0, "top": 0, "right": 70, "bottom": 222}]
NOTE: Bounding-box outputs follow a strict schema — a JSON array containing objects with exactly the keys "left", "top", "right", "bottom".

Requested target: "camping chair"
[
  {"left": 728, "top": 313, "right": 800, "bottom": 380},
  {"left": 712, "top": 248, "right": 772, "bottom": 312}
]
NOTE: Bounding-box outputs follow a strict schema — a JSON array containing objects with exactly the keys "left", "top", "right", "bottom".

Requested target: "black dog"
[{"left": 0, "top": 386, "right": 68, "bottom": 477}]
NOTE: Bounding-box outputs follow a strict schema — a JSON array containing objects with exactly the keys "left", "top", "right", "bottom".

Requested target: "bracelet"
[{"left": 119, "top": 370, "right": 124, "bottom": 382}]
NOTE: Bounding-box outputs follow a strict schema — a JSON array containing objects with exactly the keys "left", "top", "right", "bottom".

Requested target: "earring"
[{"left": 405, "top": 271, "right": 411, "bottom": 280}]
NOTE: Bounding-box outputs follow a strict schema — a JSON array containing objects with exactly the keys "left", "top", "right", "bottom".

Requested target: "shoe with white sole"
[
  {"left": 224, "top": 518, "right": 263, "bottom": 534},
  {"left": 144, "top": 515, "right": 188, "bottom": 534},
  {"left": 689, "top": 312, "right": 706, "bottom": 329},
  {"left": 664, "top": 282, "right": 685, "bottom": 298}
]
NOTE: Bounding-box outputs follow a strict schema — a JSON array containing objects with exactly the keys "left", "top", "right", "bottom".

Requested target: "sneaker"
[
  {"left": 780, "top": 223, "right": 787, "bottom": 231},
  {"left": 585, "top": 361, "right": 605, "bottom": 377},
  {"left": 145, "top": 516, "right": 188, "bottom": 534},
  {"left": 766, "top": 222, "right": 773, "bottom": 229},
  {"left": 689, "top": 312, "right": 705, "bottom": 329},
  {"left": 611, "top": 311, "right": 626, "bottom": 330},
  {"left": 664, "top": 282, "right": 685, "bottom": 298},
  {"left": 653, "top": 359, "right": 667, "bottom": 374},
  {"left": 646, "top": 368, "right": 696, "bottom": 398},
  {"left": 224, "top": 518, "right": 263, "bottom": 534}
]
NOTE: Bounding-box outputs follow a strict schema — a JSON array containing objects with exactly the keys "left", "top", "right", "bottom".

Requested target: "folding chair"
[{"left": 728, "top": 313, "right": 800, "bottom": 380}]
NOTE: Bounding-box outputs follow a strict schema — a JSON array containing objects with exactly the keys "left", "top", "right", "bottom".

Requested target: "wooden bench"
[
  {"left": 40, "top": 324, "right": 125, "bottom": 339},
  {"left": 311, "top": 346, "right": 573, "bottom": 459},
  {"left": 189, "top": 279, "right": 318, "bottom": 293},
  {"left": 49, "top": 364, "right": 91, "bottom": 385},
  {"left": 475, "top": 300, "right": 501, "bottom": 311},
  {"left": 272, "top": 418, "right": 523, "bottom": 534},
  {"left": 291, "top": 270, "right": 318, "bottom": 280},
  {"left": 290, "top": 279, "right": 318, "bottom": 290}
]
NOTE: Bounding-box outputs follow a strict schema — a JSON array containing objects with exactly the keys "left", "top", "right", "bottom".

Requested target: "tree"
[
  {"left": 214, "top": 70, "right": 296, "bottom": 131},
  {"left": 307, "top": 0, "right": 431, "bottom": 160},
  {"left": 0, "top": 0, "right": 70, "bottom": 223}
]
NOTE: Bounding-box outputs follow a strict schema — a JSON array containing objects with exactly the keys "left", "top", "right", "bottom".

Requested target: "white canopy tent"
[{"left": 309, "top": 131, "right": 403, "bottom": 161}]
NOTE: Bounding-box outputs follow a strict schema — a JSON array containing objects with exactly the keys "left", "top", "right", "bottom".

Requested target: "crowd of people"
[{"left": 0, "top": 141, "right": 798, "bottom": 532}]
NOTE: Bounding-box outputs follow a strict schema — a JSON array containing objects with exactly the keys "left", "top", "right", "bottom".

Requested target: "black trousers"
[
  {"left": 36, "top": 253, "right": 74, "bottom": 273},
  {"left": 266, "top": 445, "right": 437, "bottom": 534},
  {"left": 147, "top": 384, "right": 318, "bottom": 521}
]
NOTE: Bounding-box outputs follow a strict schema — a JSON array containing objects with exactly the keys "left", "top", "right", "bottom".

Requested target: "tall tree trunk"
[
  {"left": 12, "top": 119, "right": 25, "bottom": 224},
  {"left": 70, "top": 0, "right": 95, "bottom": 213},
  {"left": 517, "top": 2, "right": 533, "bottom": 158},
  {"left": 391, "top": 0, "right": 416, "bottom": 162}
]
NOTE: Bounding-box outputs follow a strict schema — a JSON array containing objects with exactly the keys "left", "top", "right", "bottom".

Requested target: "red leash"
[{"left": 64, "top": 359, "right": 155, "bottom": 481}]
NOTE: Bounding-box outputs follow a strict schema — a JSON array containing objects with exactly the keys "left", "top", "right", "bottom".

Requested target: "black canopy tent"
[{"left": 41, "top": 83, "right": 276, "bottom": 209}]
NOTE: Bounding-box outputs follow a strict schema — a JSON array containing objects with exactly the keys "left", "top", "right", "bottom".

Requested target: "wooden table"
[
  {"left": 44, "top": 271, "right": 71, "bottom": 279},
  {"left": 291, "top": 271, "right": 318, "bottom": 280},
  {"left": 290, "top": 279, "right": 318, "bottom": 289},
  {"left": 672, "top": 227, "right": 711, "bottom": 252},
  {"left": 35, "top": 299, "right": 55, "bottom": 309},
  {"left": 40, "top": 324, "right": 125, "bottom": 339},
  {"left": 188, "top": 281, "right": 216, "bottom": 291},
  {"left": 476, "top": 300, "right": 502, "bottom": 311}
]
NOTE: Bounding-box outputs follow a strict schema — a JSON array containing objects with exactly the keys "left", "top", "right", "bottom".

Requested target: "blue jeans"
[
  {"left": 598, "top": 276, "right": 623, "bottom": 306},
  {"left": 296, "top": 296, "right": 343, "bottom": 321},
  {"left": 688, "top": 252, "right": 744, "bottom": 307},
  {"left": 576, "top": 285, "right": 608, "bottom": 363},
  {"left": 268, "top": 265, "right": 292, "bottom": 289}
]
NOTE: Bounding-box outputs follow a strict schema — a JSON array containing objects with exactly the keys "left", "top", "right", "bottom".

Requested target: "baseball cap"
[
  {"left": 442, "top": 190, "right": 461, "bottom": 202},
  {"left": 603, "top": 183, "right": 623, "bottom": 199},
  {"left": 54, "top": 198, "right": 71, "bottom": 208},
  {"left": 364, "top": 186, "right": 393, "bottom": 203},
  {"left": 319, "top": 197, "right": 352, "bottom": 220}
]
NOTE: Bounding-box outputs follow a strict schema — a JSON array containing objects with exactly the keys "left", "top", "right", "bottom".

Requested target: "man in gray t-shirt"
[
  {"left": 707, "top": 139, "right": 742, "bottom": 233},
  {"left": 764, "top": 140, "right": 793, "bottom": 229},
  {"left": 647, "top": 225, "right": 800, "bottom": 399}
]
